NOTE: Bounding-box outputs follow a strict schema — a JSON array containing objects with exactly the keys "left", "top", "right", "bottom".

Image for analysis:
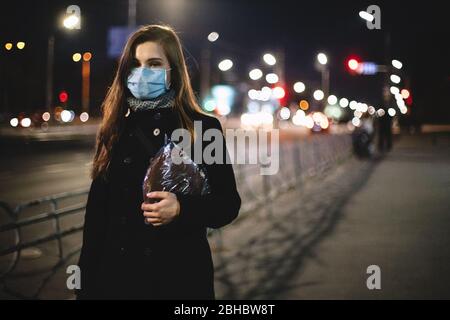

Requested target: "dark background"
[{"left": 1, "top": 0, "right": 449, "bottom": 122}]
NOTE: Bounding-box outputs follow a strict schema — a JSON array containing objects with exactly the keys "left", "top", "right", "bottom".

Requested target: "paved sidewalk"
[{"left": 212, "top": 133, "right": 450, "bottom": 299}]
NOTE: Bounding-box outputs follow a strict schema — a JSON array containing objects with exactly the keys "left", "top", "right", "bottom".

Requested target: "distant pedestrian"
[
  {"left": 377, "top": 110, "right": 393, "bottom": 152},
  {"left": 352, "top": 114, "right": 375, "bottom": 158}
]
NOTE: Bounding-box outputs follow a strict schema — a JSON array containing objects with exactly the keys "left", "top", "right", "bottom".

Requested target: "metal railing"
[{"left": 0, "top": 133, "right": 352, "bottom": 299}]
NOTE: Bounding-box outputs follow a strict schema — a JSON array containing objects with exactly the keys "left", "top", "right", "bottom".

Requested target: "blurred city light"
[
  {"left": 293, "top": 81, "right": 306, "bottom": 93},
  {"left": 20, "top": 118, "right": 31, "bottom": 128},
  {"left": 16, "top": 42, "right": 25, "bottom": 50},
  {"left": 354, "top": 110, "right": 363, "bottom": 118},
  {"left": 263, "top": 53, "right": 276, "bottom": 66},
  {"left": 349, "top": 100, "right": 358, "bottom": 110},
  {"left": 265, "top": 73, "right": 279, "bottom": 84},
  {"left": 83, "top": 52, "right": 92, "bottom": 62},
  {"left": 324, "top": 105, "right": 343, "bottom": 120},
  {"left": 80, "top": 112, "right": 89, "bottom": 122},
  {"left": 347, "top": 58, "right": 359, "bottom": 71},
  {"left": 392, "top": 59, "right": 403, "bottom": 70},
  {"left": 368, "top": 106, "right": 376, "bottom": 115},
  {"left": 401, "top": 89, "right": 410, "bottom": 99},
  {"left": 313, "top": 89, "right": 324, "bottom": 101},
  {"left": 212, "top": 85, "right": 235, "bottom": 116},
  {"left": 317, "top": 52, "right": 328, "bottom": 65},
  {"left": 390, "top": 74, "right": 401, "bottom": 84},
  {"left": 377, "top": 109, "right": 386, "bottom": 117},
  {"left": 42, "top": 112, "right": 51, "bottom": 122},
  {"left": 61, "top": 110, "right": 73, "bottom": 122},
  {"left": 359, "top": 10, "right": 375, "bottom": 22},
  {"left": 397, "top": 99, "right": 406, "bottom": 108},
  {"left": 207, "top": 32, "right": 219, "bottom": 42},
  {"left": 10, "top": 118, "right": 19, "bottom": 127},
  {"left": 299, "top": 100, "right": 309, "bottom": 110},
  {"left": 5, "top": 43, "right": 13, "bottom": 50},
  {"left": 72, "top": 53, "right": 82, "bottom": 62},
  {"left": 352, "top": 117, "right": 361, "bottom": 127},
  {"left": 339, "top": 98, "right": 349, "bottom": 108},
  {"left": 218, "top": 59, "right": 233, "bottom": 71},
  {"left": 63, "top": 14, "right": 80, "bottom": 29},
  {"left": 261, "top": 86, "right": 272, "bottom": 101},
  {"left": 327, "top": 95, "right": 338, "bottom": 105},
  {"left": 390, "top": 86, "right": 400, "bottom": 95},
  {"left": 388, "top": 108, "right": 397, "bottom": 117},
  {"left": 304, "top": 115, "right": 314, "bottom": 129},
  {"left": 59, "top": 91, "right": 69, "bottom": 103},
  {"left": 400, "top": 106, "right": 408, "bottom": 114},
  {"left": 203, "top": 99, "right": 216, "bottom": 112},
  {"left": 279, "top": 107, "right": 291, "bottom": 120},
  {"left": 292, "top": 110, "right": 306, "bottom": 126},
  {"left": 249, "top": 68, "right": 263, "bottom": 80},
  {"left": 248, "top": 89, "right": 259, "bottom": 100},
  {"left": 272, "top": 86, "right": 285, "bottom": 99},
  {"left": 359, "top": 103, "right": 368, "bottom": 113}
]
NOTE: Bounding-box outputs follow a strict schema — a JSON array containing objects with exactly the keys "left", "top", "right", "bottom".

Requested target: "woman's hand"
[{"left": 141, "top": 191, "right": 180, "bottom": 227}]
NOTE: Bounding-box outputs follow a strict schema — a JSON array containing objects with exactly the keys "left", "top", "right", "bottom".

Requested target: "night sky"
[{"left": 1, "top": 0, "right": 449, "bottom": 122}]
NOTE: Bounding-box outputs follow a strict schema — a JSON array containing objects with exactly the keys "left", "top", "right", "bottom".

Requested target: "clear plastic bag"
[{"left": 142, "top": 140, "right": 211, "bottom": 204}]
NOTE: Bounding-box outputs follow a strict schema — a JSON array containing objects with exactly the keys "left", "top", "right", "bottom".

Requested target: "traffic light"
[
  {"left": 59, "top": 91, "right": 69, "bottom": 103},
  {"left": 346, "top": 56, "right": 361, "bottom": 74}
]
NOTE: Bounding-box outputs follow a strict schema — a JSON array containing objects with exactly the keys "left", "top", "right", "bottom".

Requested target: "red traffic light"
[
  {"left": 348, "top": 59, "right": 359, "bottom": 71},
  {"left": 59, "top": 91, "right": 68, "bottom": 103},
  {"left": 346, "top": 56, "right": 361, "bottom": 73}
]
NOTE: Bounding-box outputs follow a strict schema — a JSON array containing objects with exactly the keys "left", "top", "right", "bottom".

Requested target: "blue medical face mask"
[{"left": 126, "top": 66, "right": 171, "bottom": 100}]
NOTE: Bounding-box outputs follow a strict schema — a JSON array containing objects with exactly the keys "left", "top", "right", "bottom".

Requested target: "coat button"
[
  {"left": 128, "top": 131, "right": 134, "bottom": 137},
  {"left": 143, "top": 247, "right": 153, "bottom": 256},
  {"left": 153, "top": 128, "right": 160, "bottom": 136},
  {"left": 123, "top": 157, "right": 132, "bottom": 164},
  {"left": 153, "top": 112, "right": 161, "bottom": 120},
  {"left": 120, "top": 247, "right": 126, "bottom": 254}
]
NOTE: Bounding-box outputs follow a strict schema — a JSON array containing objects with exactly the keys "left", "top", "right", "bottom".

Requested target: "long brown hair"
[{"left": 92, "top": 24, "right": 205, "bottom": 180}]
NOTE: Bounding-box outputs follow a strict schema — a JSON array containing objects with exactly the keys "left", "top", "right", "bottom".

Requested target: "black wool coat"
[{"left": 76, "top": 106, "right": 241, "bottom": 300}]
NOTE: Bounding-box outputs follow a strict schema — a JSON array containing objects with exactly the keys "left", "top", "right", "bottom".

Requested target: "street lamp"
[
  {"left": 327, "top": 95, "right": 338, "bottom": 105},
  {"left": 63, "top": 14, "right": 80, "bottom": 29},
  {"left": 293, "top": 81, "right": 305, "bottom": 93},
  {"left": 218, "top": 59, "right": 233, "bottom": 71},
  {"left": 73, "top": 52, "right": 92, "bottom": 113},
  {"left": 265, "top": 73, "right": 278, "bottom": 84},
  {"left": 72, "top": 53, "right": 82, "bottom": 62},
  {"left": 313, "top": 89, "right": 324, "bottom": 101},
  {"left": 263, "top": 53, "right": 276, "bottom": 66},
  {"left": 200, "top": 31, "right": 220, "bottom": 103},
  {"left": 46, "top": 5, "right": 82, "bottom": 113},
  {"left": 317, "top": 52, "right": 328, "bottom": 65},
  {"left": 249, "top": 68, "right": 263, "bottom": 80},
  {"left": 207, "top": 32, "right": 219, "bottom": 42},
  {"left": 359, "top": 10, "right": 374, "bottom": 22},
  {"left": 392, "top": 59, "right": 403, "bottom": 70},
  {"left": 316, "top": 52, "right": 330, "bottom": 110},
  {"left": 390, "top": 74, "right": 401, "bottom": 84}
]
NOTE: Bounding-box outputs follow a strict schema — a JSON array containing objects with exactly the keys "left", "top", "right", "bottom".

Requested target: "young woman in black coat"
[{"left": 76, "top": 25, "right": 241, "bottom": 300}]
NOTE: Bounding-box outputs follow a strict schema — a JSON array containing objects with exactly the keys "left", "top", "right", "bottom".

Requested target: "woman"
[{"left": 76, "top": 25, "right": 241, "bottom": 299}]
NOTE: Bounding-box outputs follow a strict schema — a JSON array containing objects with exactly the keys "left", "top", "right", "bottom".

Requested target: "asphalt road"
[{"left": 211, "top": 132, "right": 450, "bottom": 299}]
